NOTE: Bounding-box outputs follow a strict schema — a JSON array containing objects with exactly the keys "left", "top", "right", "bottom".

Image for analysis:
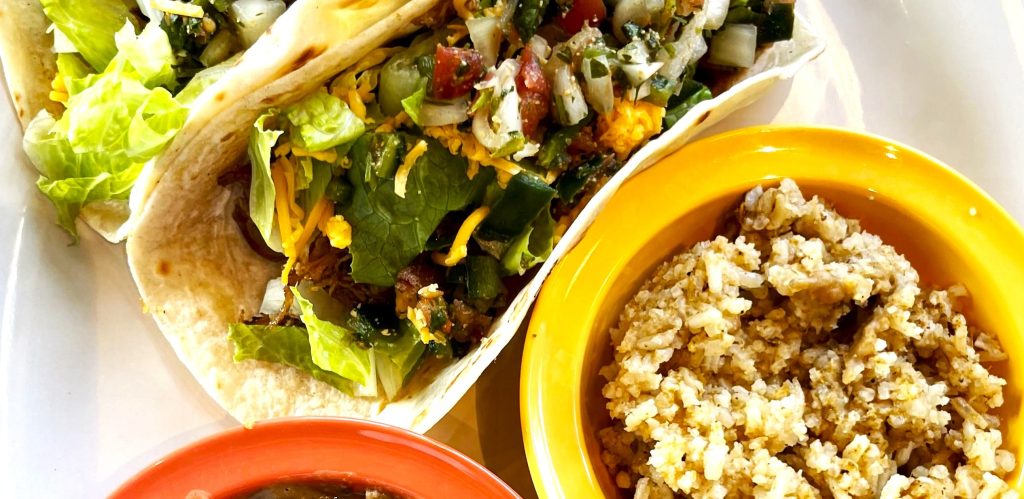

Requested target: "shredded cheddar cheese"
[
  {"left": 49, "top": 70, "right": 68, "bottom": 106},
  {"left": 432, "top": 206, "right": 490, "bottom": 267},
  {"left": 446, "top": 23, "right": 470, "bottom": 46},
  {"left": 272, "top": 167, "right": 297, "bottom": 283},
  {"left": 423, "top": 125, "right": 522, "bottom": 185},
  {"left": 293, "top": 198, "right": 331, "bottom": 258},
  {"left": 453, "top": 0, "right": 474, "bottom": 20},
  {"left": 330, "top": 47, "right": 400, "bottom": 103},
  {"left": 154, "top": 0, "right": 204, "bottom": 17},
  {"left": 321, "top": 215, "right": 352, "bottom": 249},
  {"left": 375, "top": 111, "right": 411, "bottom": 133},
  {"left": 597, "top": 98, "right": 665, "bottom": 160},
  {"left": 347, "top": 89, "right": 367, "bottom": 121},
  {"left": 394, "top": 140, "right": 428, "bottom": 198}
]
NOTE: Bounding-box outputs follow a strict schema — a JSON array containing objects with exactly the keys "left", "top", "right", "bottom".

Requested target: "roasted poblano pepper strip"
[
  {"left": 467, "top": 255, "right": 504, "bottom": 299},
  {"left": 759, "top": 2, "right": 794, "bottom": 43},
  {"left": 478, "top": 172, "right": 557, "bottom": 241},
  {"left": 365, "top": 133, "right": 403, "bottom": 184},
  {"left": 556, "top": 156, "right": 606, "bottom": 204},
  {"left": 664, "top": 80, "right": 712, "bottom": 129}
]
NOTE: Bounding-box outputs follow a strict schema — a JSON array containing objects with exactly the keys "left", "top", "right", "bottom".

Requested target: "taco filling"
[
  {"left": 24, "top": 0, "right": 294, "bottom": 238},
  {"left": 226, "top": 0, "right": 797, "bottom": 399}
]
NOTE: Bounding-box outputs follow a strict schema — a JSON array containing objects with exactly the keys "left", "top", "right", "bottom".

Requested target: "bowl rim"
[
  {"left": 110, "top": 416, "right": 520, "bottom": 499},
  {"left": 519, "top": 124, "right": 1024, "bottom": 498}
]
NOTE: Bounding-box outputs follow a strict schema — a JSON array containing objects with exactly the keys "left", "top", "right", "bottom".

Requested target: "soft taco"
[
  {"left": 0, "top": 0, "right": 430, "bottom": 241},
  {"left": 127, "top": 0, "right": 824, "bottom": 431}
]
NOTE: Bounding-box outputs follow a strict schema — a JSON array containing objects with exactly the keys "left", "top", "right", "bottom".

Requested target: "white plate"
[{"left": 2, "top": 1, "right": 1022, "bottom": 496}]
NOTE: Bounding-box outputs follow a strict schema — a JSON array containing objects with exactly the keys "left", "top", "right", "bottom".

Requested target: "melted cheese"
[
  {"left": 432, "top": 206, "right": 490, "bottom": 267},
  {"left": 597, "top": 98, "right": 666, "bottom": 160},
  {"left": 446, "top": 23, "right": 470, "bottom": 46},
  {"left": 347, "top": 89, "right": 367, "bottom": 121},
  {"left": 394, "top": 140, "right": 428, "bottom": 198},
  {"left": 49, "top": 70, "right": 68, "bottom": 105}
]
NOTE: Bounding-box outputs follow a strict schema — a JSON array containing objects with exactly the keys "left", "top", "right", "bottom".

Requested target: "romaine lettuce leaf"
[
  {"left": 284, "top": 89, "right": 365, "bottom": 152},
  {"left": 113, "top": 21, "right": 177, "bottom": 90},
  {"left": 341, "top": 134, "right": 493, "bottom": 286},
  {"left": 293, "top": 288, "right": 373, "bottom": 387},
  {"left": 23, "top": 20, "right": 187, "bottom": 239},
  {"left": 228, "top": 323, "right": 354, "bottom": 394},
  {"left": 41, "top": 0, "right": 130, "bottom": 72},
  {"left": 247, "top": 111, "right": 283, "bottom": 246}
]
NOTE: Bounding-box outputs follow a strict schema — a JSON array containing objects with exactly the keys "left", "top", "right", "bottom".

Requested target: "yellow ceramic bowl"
[{"left": 520, "top": 126, "right": 1024, "bottom": 498}]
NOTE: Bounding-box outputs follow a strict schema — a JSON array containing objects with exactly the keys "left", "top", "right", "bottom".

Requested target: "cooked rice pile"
[{"left": 599, "top": 180, "right": 1018, "bottom": 498}]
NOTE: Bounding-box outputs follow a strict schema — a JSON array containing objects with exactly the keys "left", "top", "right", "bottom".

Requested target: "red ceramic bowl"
[{"left": 110, "top": 418, "right": 519, "bottom": 499}]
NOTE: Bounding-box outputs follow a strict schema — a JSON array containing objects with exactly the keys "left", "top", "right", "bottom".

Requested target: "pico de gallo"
[{"left": 226, "top": 0, "right": 797, "bottom": 399}]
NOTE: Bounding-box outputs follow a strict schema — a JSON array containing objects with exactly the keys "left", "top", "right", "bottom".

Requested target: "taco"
[
  {"left": 127, "top": 0, "right": 824, "bottom": 431},
  {"left": 0, "top": 0, "right": 429, "bottom": 241}
]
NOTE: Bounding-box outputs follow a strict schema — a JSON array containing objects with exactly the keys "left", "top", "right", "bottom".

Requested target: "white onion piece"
[
  {"left": 657, "top": 16, "right": 708, "bottom": 80},
  {"left": 582, "top": 55, "right": 614, "bottom": 114},
  {"left": 527, "top": 35, "right": 551, "bottom": 64},
  {"left": 612, "top": 0, "right": 663, "bottom": 41},
  {"left": 621, "top": 61, "right": 663, "bottom": 87},
  {"left": 467, "top": 17, "right": 502, "bottom": 67},
  {"left": 259, "top": 278, "right": 299, "bottom": 316},
  {"left": 419, "top": 98, "right": 470, "bottom": 127},
  {"left": 229, "top": 0, "right": 286, "bottom": 48},
  {"left": 472, "top": 60, "right": 523, "bottom": 152},
  {"left": 708, "top": 23, "right": 757, "bottom": 68},
  {"left": 704, "top": 0, "right": 730, "bottom": 30},
  {"left": 376, "top": 351, "right": 403, "bottom": 400},
  {"left": 552, "top": 64, "right": 588, "bottom": 126}
]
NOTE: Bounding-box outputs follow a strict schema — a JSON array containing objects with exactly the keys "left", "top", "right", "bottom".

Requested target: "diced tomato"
[
  {"left": 432, "top": 45, "right": 485, "bottom": 100},
  {"left": 556, "top": 0, "right": 607, "bottom": 35},
  {"left": 516, "top": 48, "right": 551, "bottom": 139}
]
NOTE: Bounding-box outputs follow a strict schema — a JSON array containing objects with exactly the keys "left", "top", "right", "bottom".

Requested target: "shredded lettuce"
[
  {"left": 293, "top": 288, "right": 373, "bottom": 387},
  {"left": 24, "top": 21, "right": 187, "bottom": 239},
  {"left": 228, "top": 323, "right": 354, "bottom": 394},
  {"left": 283, "top": 89, "right": 366, "bottom": 152},
  {"left": 41, "top": 0, "right": 130, "bottom": 72},
  {"left": 247, "top": 111, "right": 283, "bottom": 246},
  {"left": 342, "top": 134, "right": 493, "bottom": 286}
]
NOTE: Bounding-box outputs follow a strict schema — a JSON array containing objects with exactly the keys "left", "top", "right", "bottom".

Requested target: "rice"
[{"left": 599, "top": 179, "right": 1018, "bottom": 498}]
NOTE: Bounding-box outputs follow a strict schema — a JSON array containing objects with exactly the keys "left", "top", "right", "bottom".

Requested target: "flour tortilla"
[
  {"left": 0, "top": 0, "right": 424, "bottom": 241},
  {"left": 127, "top": 9, "right": 825, "bottom": 433}
]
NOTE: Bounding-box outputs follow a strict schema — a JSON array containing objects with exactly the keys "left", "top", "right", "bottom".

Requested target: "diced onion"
[
  {"left": 708, "top": 23, "right": 758, "bottom": 68},
  {"left": 467, "top": 17, "right": 503, "bottom": 67},
  {"left": 621, "top": 61, "right": 663, "bottom": 87},
  {"left": 704, "top": 0, "right": 730, "bottom": 30},
  {"left": 472, "top": 60, "right": 524, "bottom": 152},
  {"left": 527, "top": 35, "right": 551, "bottom": 65},
  {"left": 612, "top": 0, "right": 663, "bottom": 41},
  {"left": 258, "top": 278, "right": 300, "bottom": 316},
  {"left": 582, "top": 54, "right": 614, "bottom": 114},
  {"left": 229, "top": 0, "right": 287, "bottom": 48},
  {"left": 658, "top": 29, "right": 708, "bottom": 81},
  {"left": 552, "top": 63, "right": 588, "bottom": 126},
  {"left": 420, "top": 97, "right": 470, "bottom": 127}
]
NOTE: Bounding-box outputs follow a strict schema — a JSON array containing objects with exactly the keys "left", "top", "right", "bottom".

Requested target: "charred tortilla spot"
[
  {"left": 289, "top": 46, "right": 326, "bottom": 72},
  {"left": 220, "top": 132, "right": 235, "bottom": 144},
  {"left": 13, "top": 92, "right": 21, "bottom": 102},
  {"left": 157, "top": 260, "right": 172, "bottom": 276},
  {"left": 696, "top": 110, "right": 712, "bottom": 125}
]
